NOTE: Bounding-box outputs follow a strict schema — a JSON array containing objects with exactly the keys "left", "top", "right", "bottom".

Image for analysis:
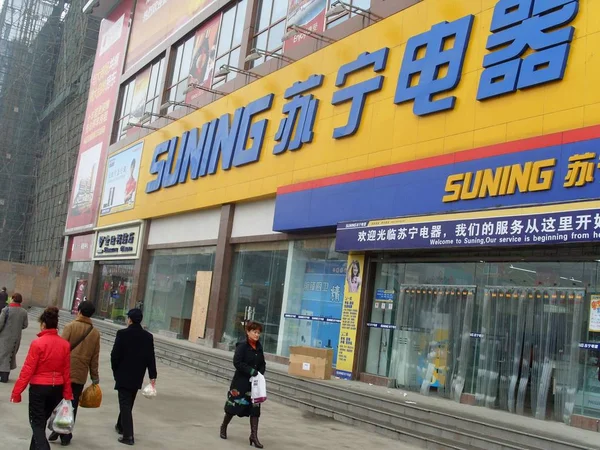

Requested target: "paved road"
[{"left": 1, "top": 323, "right": 419, "bottom": 449}]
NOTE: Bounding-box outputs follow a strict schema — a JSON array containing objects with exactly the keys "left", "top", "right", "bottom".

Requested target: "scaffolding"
[{"left": 0, "top": 0, "right": 100, "bottom": 273}]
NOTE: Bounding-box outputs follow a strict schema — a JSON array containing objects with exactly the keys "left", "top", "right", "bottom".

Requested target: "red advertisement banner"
[
  {"left": 65, "top": 0, "right": 133, "bottom": 234},
  {"left": 284, "top": 0, "right": 327, "bottom": 52},
  {"left": 125, "top": 0, "right": 218, "bottom": 72},
  {"left": 185, "top": 15, "right": 221, "bottom": 103}
]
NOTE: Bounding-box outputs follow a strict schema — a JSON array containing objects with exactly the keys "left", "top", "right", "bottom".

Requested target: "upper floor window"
[
  {"left": 249, "top": 0, "right": 287, "bottom": 68},
  {"left": 326, "top": 0, "right": 371, "bottom": 29},
  {"left": 213, "top": 0, "right": 248, "bottom": 87},
  {"left": 113, "top": 57, "right": 165, "bottom": 142},
  {"left": 165, "top": 34, "right": 196, "bottom": 112}
]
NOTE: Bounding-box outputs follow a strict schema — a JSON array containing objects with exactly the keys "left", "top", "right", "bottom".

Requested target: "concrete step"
[{"left": 37, "top": 308, "right": 597, "bottom": 450}]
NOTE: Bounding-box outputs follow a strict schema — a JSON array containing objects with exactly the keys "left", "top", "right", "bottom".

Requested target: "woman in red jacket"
[{"left": 10, "top": 306, "right": 73, "bottom": 449}]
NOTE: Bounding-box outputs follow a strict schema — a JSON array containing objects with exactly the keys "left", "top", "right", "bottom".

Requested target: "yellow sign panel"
[
  {"left": 98, "top": 0, "right": 596, "bottom": 227},
  {"left": 335, "top": 253, "right": 364, "bottom": 379}
]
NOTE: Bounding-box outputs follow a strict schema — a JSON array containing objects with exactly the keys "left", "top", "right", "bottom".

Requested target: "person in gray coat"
[{"left": 0, "top": 293, "right": 28, "bottom": 382}]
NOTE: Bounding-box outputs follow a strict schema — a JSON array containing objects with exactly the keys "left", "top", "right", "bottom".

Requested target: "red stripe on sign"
[{"left": 277, "top": 125, "right": 600, "bottom": 195}]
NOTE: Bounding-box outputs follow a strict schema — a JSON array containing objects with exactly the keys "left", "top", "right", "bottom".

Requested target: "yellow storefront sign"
[{"left": 98, "top": 0, "right": 597, "bottom": 227}]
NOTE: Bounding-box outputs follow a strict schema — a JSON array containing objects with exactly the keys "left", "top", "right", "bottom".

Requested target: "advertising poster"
[
  {"left": 300, "top": 261, "right": 346, "bottom": 362},
  {"left": 335, "top": 253, "right": 365, "bottom": 379},
  {"left": 185, "top": 15, "right": 221, "bottom": 103},
  {"left": 100, "top": 142, "right": 144, "bottom": 216},
  {"left": 589, "top": 294, "right": 600, "bottom": 332},
  {"left": 71, "top": 279, "right": 88, "bottom": 315},
  {"left": 65, "top": 0, "right": 133, "bottom": 234},
  {"left": 284, "top": 0, "right": 327, "bottom": 52},
  {"left": 68, "top": 143, "right": 101, "bottom": 223},
  {"left": 128, "top": 67, "right": 151, "bottom": 128},
  {"left": 125, "top": 0, "right": 217, "bottom": 71}
]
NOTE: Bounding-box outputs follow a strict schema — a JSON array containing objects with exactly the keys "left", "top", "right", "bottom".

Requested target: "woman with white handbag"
[{"left": 221, "top": 321, "right": 267, "bottom": 448}]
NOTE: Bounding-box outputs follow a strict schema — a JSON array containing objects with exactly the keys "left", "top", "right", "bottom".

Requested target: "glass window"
[
  {"left": 213, "top": 0, "right": 248, "bottom": 86},
  {"left": 113, "top": 57, "right": 165, "bottom": 142},
  {"left": 143, "top": 247, "right": 216, "bottom": 339},
  {"left": 113, "top": 79, "right": 135, "bottom": 142},
  {"left": 145, "top": 59, "right": 165, "bottom": 116},
  {"left": 165, "top": 35, "right": 196, "bottom": 111},
  {"left": 279, "top": 239, "right": 346, "bottom": 361},
  {"left": 249, "top": 0, "right": 287, "bottom": 68},
  {"left": 363, "top": 259, "right": 600, "bottom": 425},
  {"left": 221, "top": 242, "right": 288, "bottom": 355},
  {"left": 62, "top": 261, "right": 93, "bottom": 311},
  {"left": 326, "top": 0, "right": 372, "bottom": 30},
  {"left": 94, "top": 263, "right": 136, "bottom": 323}
]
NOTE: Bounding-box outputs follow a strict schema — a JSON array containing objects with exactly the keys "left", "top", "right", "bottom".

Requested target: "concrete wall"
[{"left": 0, "top": 261, "right": 58, "bottom": 307}]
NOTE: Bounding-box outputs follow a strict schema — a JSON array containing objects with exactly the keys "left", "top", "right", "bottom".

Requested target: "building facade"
[{"left": 64, "top": 0, "right": 600, "bottom": 428}]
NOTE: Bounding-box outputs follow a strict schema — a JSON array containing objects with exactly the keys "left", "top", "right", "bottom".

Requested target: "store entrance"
[
  {"left": 474, "top": 287, "right": 584, "bottom": 421},
  {"left": 95, "top": 263, "right": 135, "bottom": 323},
  {"left": 363, "top": 260, "right": 592, "bottom": 423}
]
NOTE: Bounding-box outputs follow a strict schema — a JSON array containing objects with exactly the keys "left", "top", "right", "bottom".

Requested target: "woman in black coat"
[{"left": 220, "top": 321, "right": 266, "bottom": 448}]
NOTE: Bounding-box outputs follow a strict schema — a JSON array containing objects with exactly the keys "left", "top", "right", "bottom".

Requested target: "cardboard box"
[{"left": 288, "top": 346, "right": 334, "bottom": 380}]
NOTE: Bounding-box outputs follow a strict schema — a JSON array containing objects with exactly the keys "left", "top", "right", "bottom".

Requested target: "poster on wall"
[
  {"left": 100, "top": 142, "right": 144, "bottom": 216},
  {"left": 335, "top": 253, "right": 365, "bottom": 380},
  {"left": 65, "top": 0, "right": 133, "bottom": 234},
  {"left": 185, "top": 15, "right": 220, "bottom": 103},
  {"left": 71, "top": 279, "right": 88, "bottom": 315},
  {"left": 125, "top": 0, "right": 217, "bottom": 71},
  {"left": 589, "top": 294, "right": 600, "bottom": 332},
  {"left": 283, "top": 0, "right": 327, "bottom": 51},
  {"left": 67, "top": 143, "right": 102, "bottom": 224}
]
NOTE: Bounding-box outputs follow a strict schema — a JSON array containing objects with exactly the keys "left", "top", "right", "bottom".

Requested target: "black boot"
[
  {"left": 0, "top": 372, "right": 8, "bottom": 383},
  {"left": 249, "top": 416, "right": 263, "bottom": 448},
  {"left": 220, "top": 413, "right": 233, "bottom": 439}
]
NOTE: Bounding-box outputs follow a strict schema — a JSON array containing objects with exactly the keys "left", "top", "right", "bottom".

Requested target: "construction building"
[{"left": 0, "top": 0, "right": 100, "bottom": 272}]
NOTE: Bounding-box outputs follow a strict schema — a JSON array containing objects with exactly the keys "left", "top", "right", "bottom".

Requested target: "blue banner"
[{"left": 336, "top": 202, "right": 600, "bottom": 252}]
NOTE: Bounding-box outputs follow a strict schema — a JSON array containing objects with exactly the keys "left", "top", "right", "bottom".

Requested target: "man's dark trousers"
[{"left": 117, "top": 389, "right": 138, "bottom": 438}]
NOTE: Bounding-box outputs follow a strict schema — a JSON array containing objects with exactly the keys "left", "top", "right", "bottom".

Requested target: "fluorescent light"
[
  {"left": 214, "top": 66, "right": 230, "bottom": 78},
  {"left": 140, "top": 113, "right": 152, "bottom": 125},
  {"left": 282, "top": 28, "right": 298, "bottom": 41},
  {"left": 509, "top": 264, "right": 536, "bottom": 274},
  {"left": 326, "top": 4, "right": 346, "bottom": 18},
  {"left": 245, "top": 52, "right": 261, "bottom": 63}
]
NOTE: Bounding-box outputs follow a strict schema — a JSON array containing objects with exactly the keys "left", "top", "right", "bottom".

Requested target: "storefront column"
[
  {"left": 57, "top": 236, "right": 70, "bottom": 309},
  {"left": 204, "top": 204, "right": 235, "bottom": 348},
  {"left": 130, "top": 221, "right": 151, "bottom": 309}
]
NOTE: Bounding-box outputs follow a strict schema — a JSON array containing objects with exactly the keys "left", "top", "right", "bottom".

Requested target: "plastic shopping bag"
[
  {"left": 80, "top": 384, "right": 102, "bottom": 408},
  {"left": 49, "top": 400, "right": 74, "bottom": 435},
  {"left": 142, "top": 382, "right": 157, "bottom": 399},
  {"left": 250, "top": 372, "right": 267, "bottom": 404}
]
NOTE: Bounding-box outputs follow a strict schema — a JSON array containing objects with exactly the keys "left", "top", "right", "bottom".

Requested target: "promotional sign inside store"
[
  {"left": 65, "top": 0, "right": 132, "bottom": 233},
  {"left": 93, "top": 223, "right": 142, "bottom": 260},
  {"left": 99, "top": 0, "right": 589, "bottom": 230}
]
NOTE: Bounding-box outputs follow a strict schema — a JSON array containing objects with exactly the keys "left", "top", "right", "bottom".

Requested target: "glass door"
[{"left": 388, "top": 284, "right": 476, "bottom": 400}]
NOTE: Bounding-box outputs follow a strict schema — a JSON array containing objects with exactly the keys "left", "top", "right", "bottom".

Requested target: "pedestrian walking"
[
  {"left": 48, "top": 301, "right": 100, "bottom": 446},
  {"left": 10, "top": 306, "right": 73, "bottom": 450},
  {"left": 0, "top": 286, "right": 8, "bottom": 305},
  {"left": 0, "top": 292, "right": 28, "bottom": 382},
  {"left": 220, "top": 321, "right": 266, "bottom": 448},
  {"left": 111, "top": 308, "right": 157, "bottom": 446}
]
